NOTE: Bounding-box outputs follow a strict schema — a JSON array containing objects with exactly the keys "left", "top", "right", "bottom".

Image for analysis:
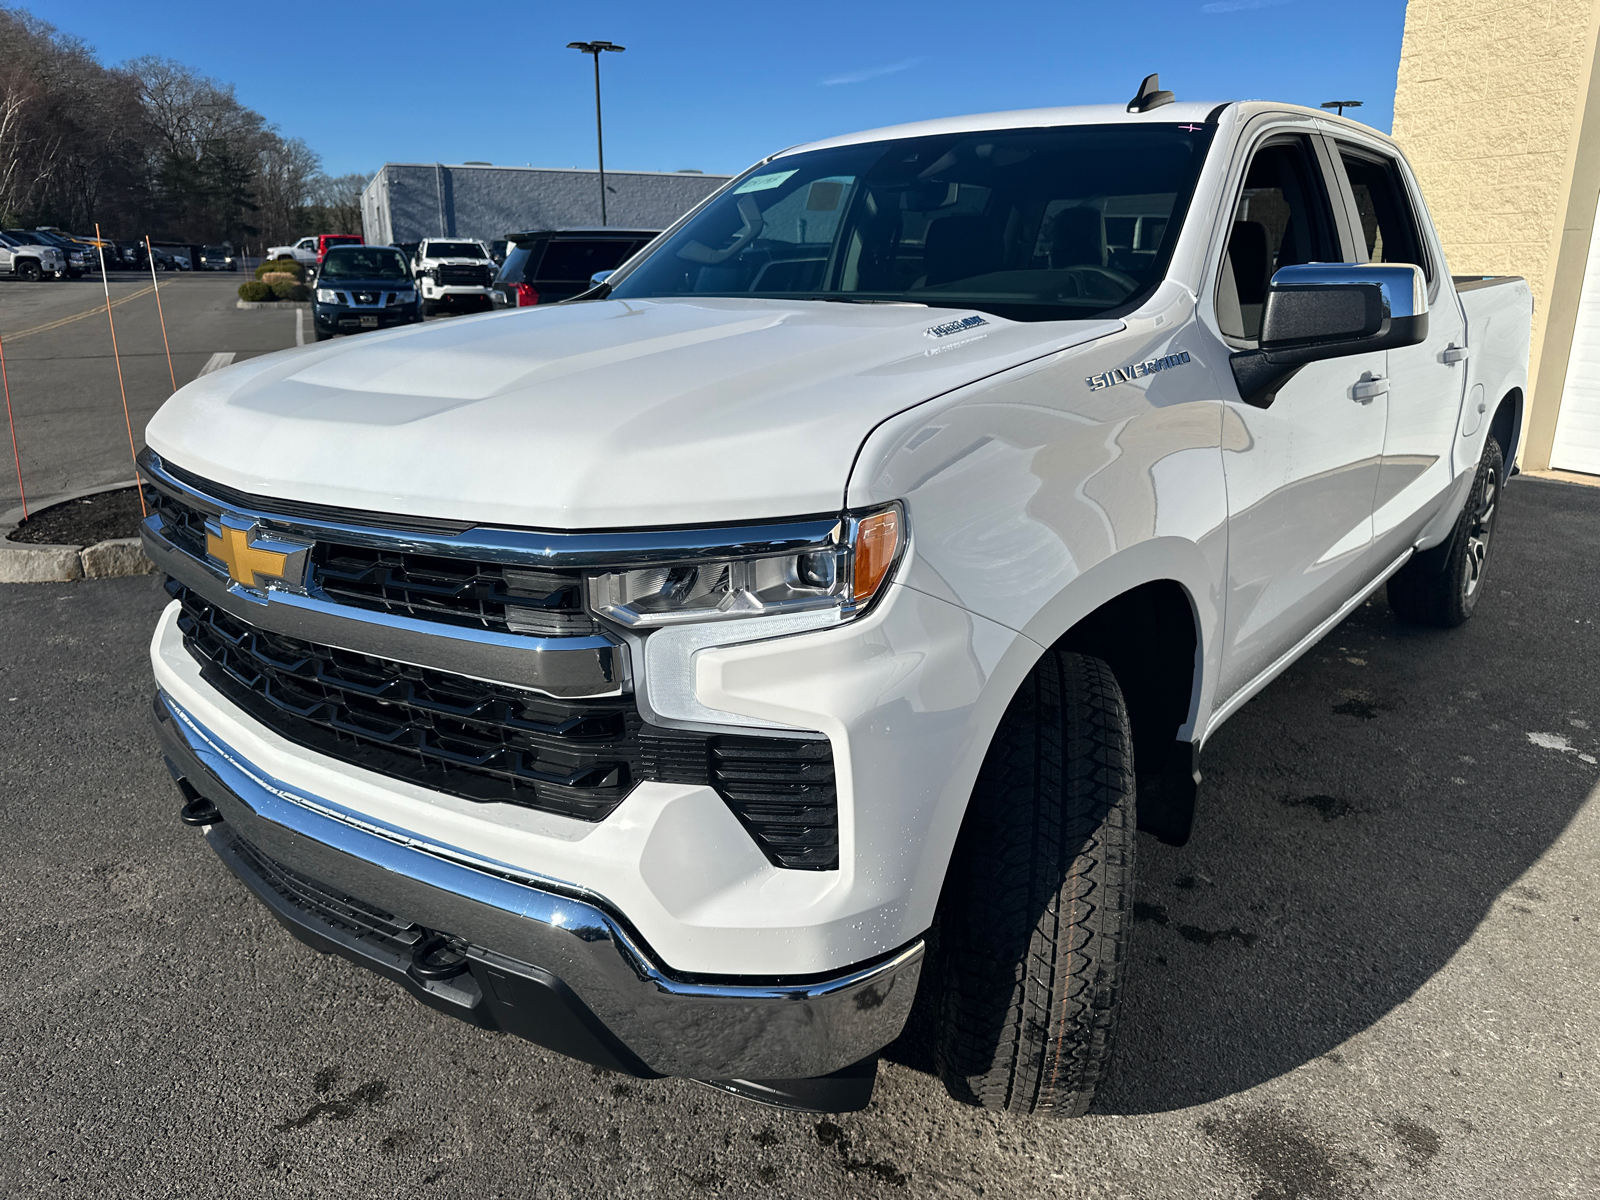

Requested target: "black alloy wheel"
[{"left": 1387, "top": 435, "right": 1504, "bottom": 627}]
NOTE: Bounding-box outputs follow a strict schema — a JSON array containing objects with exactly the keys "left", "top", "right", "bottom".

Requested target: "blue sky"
[{"left": 31, "top": 0, "right": 1408, "bottom": 178}]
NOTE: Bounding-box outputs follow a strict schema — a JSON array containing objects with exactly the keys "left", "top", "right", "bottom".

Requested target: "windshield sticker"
[
  {"left": 925, "top": 315, "right": 989, "bottom": 339},
  {"left": 734, "top": 169, "right": 798, "bottom": 194},
  {"left": 1086, "top": 350, "right": 1192, "bottom": 391}
]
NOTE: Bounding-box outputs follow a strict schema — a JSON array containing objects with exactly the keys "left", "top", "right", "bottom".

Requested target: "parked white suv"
[
  {"left": 411, "top": 239, "right": 498, "bottom": 314},
  {"left": 141, "top": 88, "right": 1532, "bottom": 1118}
]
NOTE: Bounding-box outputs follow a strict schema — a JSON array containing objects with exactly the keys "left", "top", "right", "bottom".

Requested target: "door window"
[
  {"left": 1338, "top": 148, "right": 1429, "bottom": 278},
  {"left": 1216, "top": 137, "right": 1340, "bottom": 340}
]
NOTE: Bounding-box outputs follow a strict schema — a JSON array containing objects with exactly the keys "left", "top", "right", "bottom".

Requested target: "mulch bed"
[{"left": 7, "top": 486, "right": 146, "bottom": 545}]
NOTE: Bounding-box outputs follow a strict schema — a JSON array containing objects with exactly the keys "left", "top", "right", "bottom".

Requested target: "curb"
[
  {"left": 0, "top": 537, "right": 154, "bottom": 583},
  {"left": 0, "top": 481, "right": 158, "bottom": 583},
  {"left": 236, "top": 299, "right": 311, "bottom": 309}
]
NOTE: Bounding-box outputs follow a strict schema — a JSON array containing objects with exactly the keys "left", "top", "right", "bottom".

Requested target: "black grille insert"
[
  {"left": 313, "top": 543, "right": 595, "bottom": 636},
  {"left": 437, "top": 264, "right": 493, "bottom": 286},
  {"left": 172, "top": 582, "right": 838, "bottom": 867}
]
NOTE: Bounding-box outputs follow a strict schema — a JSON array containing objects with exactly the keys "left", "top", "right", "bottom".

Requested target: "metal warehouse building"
[{"left": 359, "top": 163, "right": 732, "bottom": 249}]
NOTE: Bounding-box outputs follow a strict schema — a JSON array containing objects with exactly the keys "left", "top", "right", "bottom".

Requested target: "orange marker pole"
[
  {"left": 146, "top": 234, "right": 177, "bottom": 394},
  {"left": 95, "top": 223, "right": 146, "bottom": 518},
  {"left": 0, "top": 325, "right": 25, "bottom": 521}
]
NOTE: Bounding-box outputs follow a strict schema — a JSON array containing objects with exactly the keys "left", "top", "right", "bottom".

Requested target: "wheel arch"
[
  {"left": 1490, "top": 386, "right": 1522, "bottom": 472},
  {"left": 956, "top": 538, "right": 1216, "bottom": 857}
]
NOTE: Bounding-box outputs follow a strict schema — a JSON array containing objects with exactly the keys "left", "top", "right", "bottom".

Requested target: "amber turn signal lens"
[{"left": 852, "top": 508, "right": 901, "bottom": 602}]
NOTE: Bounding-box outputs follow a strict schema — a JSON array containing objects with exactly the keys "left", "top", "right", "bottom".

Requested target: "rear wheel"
[
  {"left": 17, "top": 259, "right": 41, "bottom": 282},
  {"left": 1387, "top": 436, "right": 1503, "bottom": 627},
  {"left": 936, "top": 650, "right": 1136, "bottom": 1118}
]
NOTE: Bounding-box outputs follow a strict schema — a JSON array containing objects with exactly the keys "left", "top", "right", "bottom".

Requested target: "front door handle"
[
  {"left": 1442, "top": 343, "right": 1470, "bottom": 364},
  {"left": 1352, "top": 377, "right": 1388, "bottom": 403}
]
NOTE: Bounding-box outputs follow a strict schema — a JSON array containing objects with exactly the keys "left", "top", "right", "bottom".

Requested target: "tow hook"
[
  {"left": 408, "top": 932, "right": 472, "bottom": 983},
  {"left": 177, "top": 781, "right": 222, "bottom": 827}
]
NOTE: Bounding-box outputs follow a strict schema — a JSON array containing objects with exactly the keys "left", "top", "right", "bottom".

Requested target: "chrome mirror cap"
[{"left": 1268, "top": 262, "right": 1428, "bottom": 319}]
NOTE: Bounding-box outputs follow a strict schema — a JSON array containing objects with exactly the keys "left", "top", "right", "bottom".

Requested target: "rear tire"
[
  {"left": 1387, "top": 436, "right": 1503, "bottom": 627},
  {"left": 936, "top": 651, "right": 1136, "bottom": 1118}
]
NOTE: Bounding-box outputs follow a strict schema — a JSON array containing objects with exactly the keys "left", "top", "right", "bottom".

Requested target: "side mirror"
[
  {"left": 1229, "top": 263, "right": 1428, "bottom": 408},
  {"left": 590, "top": 269, "right": 615, "bottom": 288}
]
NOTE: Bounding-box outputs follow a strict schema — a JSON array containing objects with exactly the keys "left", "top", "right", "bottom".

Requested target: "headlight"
[
  {"left": 587, "top": 504, "right": 903, "bottom": 628},
  {"left": 315, "top": 288, "right": 340, "bottom": 303}
]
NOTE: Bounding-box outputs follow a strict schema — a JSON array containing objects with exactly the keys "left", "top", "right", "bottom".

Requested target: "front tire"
[
  {"left": 936, "top": 651, "right": 1136, "bottom": 1118},
  {"left": 1387, "top": 436, "right": 1503, "bottom": 627},
  {"left": 17, "top": 260, "right": 41, "bottom": 282}
]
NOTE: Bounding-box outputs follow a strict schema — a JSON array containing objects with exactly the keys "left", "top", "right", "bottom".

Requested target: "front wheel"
[
  {"left": 936, "top": 650, "right": 1136, "bottom": 1118},
  {"left": 17, "top": 260, "right": 41, "bottom": 282},
  {"left": 1387, "top": 436, "right": 1503, "bottom": 627}
]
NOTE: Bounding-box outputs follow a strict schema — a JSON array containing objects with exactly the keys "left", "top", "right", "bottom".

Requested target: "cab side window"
[
  {"left": 1217, "top": 137, "right": 1340, "bottom": 341},
  {"left": 1338, "top": 148, "right": 1428, "bottom": 278}
]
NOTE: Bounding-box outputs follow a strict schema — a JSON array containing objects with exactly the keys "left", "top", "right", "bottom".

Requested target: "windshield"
[
  {"left": 609, "top": 123, "right": 1214, "bottom": 321},
  {"left": 320, "top": 247, "right": 410, "bottom": 280},
  {"left": 426, "top": 242, "right": 486, "bottom": 259},
  {"left": 203, "top": 246, "right": 228, "bottom": 255}
]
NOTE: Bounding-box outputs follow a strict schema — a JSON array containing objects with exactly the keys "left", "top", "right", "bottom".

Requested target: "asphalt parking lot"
[
  {"left": 0, "top": 270, "right": 482, "bottom": 518},
  {"left": 0, "top": 469, "right": 1596, "bottom": 1198},
  {"left": 0, "top": 271, "right": 304, "bottom": 515}
]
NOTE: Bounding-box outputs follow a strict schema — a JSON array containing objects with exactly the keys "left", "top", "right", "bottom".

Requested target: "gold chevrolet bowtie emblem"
[{"left": 205, "top": 519, "right": 305, "bottom": 591}]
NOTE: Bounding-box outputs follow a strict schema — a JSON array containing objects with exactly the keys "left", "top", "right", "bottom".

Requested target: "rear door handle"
[
  {"left": 1352, "top": 377, "right": 1388, "bottom": 403},
  {"left": 1442, "top": 344, "right": 1470, "bottom": 364}
]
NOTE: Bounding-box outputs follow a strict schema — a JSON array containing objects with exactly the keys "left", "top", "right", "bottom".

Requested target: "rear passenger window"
[
  {"left": 535, "top": 240, "right": 642, "bottom": 283},
  {"left": 1217, "top": 137, "right": 1341, "bottom": 341},
  {"left": 1339, "top": 149, "right": 1429, "bottom": 278}
]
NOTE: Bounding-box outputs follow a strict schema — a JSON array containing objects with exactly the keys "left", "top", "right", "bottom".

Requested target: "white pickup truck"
[
  {"left": 410, "top": 238, "right": 498, "bottom": 314},
  {"left": 140, "top": 86, "right": 1531, "bottom": 1118},
  {"left": 0, "top": 231, "right": 64, "bottom": 281}
]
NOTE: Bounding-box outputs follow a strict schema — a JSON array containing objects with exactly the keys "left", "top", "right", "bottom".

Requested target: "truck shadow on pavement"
[{"left": 886, "top": 477, "right": 1600, "bottom": 1114}]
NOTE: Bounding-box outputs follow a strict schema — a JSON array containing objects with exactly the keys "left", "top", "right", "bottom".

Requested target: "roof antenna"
[{"left": 1127, "top": 73, "right": 1175, "bottom": 113}]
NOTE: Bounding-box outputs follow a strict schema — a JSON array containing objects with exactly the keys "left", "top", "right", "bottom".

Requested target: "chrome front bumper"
[{"left": 153, "top": 690, "right": 922, "bottom": 1082}]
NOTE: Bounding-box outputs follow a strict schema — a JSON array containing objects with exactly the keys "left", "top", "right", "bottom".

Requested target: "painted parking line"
[
  {"left": 197, "top": 352, "right": 236, "bottom": 379},
  {"left": 296, "top": 308, "right": 304, "bottom": 346},
  {"left": 0, "top": 283, "right": 158, "bottom": 341}
]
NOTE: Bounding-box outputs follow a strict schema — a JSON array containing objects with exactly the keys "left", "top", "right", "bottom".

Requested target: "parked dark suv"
[
  {"left": 311, "top": 245, "right": 420, "bottom": 340},
  {"left": 490, "top": 228, "right": 656, "bottom": 308}
]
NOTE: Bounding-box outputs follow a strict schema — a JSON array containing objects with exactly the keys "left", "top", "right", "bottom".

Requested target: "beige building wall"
[{"left": 1392, "top": 0, "right": 1600, "bottom": 468}]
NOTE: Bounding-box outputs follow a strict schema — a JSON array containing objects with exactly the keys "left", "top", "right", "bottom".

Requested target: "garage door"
[{"left": 1552, "top": 191, "right": 1600, "bottom": 474}]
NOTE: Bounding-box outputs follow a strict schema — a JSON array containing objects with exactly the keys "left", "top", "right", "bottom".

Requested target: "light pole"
[
  {"left": 1320, "top": 100, "right": 1363, "bottom": 117},
  {"left": 567, "top": 40, "right": 625, "bottom": 226}
]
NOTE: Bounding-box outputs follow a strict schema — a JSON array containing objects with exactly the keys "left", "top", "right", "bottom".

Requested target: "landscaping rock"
[
  {"left": 80, "top": 538, "right": 156, "bottom": 578},
  {"left": 0, "top": 543, "right": 83, "bottom": 583}
]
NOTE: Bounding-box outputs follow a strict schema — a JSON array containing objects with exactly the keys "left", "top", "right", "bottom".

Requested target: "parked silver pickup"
[{"left": 142, "top": 80, "right": 1531, "bottom": 1118}]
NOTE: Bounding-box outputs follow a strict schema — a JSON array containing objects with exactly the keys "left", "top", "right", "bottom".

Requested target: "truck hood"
[{"left": 146, "top": 297, "right": 1121, "bottom": 528}]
